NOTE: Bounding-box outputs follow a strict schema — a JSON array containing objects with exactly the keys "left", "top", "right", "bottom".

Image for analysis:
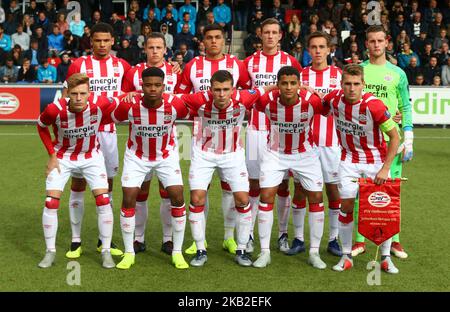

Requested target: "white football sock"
[
  {"left": 42, "top": 207, "right": 58, "bottom": 252},
  {"left": 329, "top": 208, "right": 340, "bottom": 241},
  {"left": 120, "top": 209, "right": 135, "bottom": 254},
  {"left": 339, "top": 212, "right": 354, "bottom": 255},
  {"left": 258, "top": 204, "right": 274, "bottom": 252},
  {"left": 171, "top": 205, "right": 186, "bottom": 254},
  {"left": 189, "top": 208, "right": 205, "bottom": 250},
  {"left": 277, "top": 195, "right": 291, "bottom": 238},
  {"left": 222, "top": 190, "right": 236, "bottom": 240},
  {"left": 97, "top": 203, "right": 113, "bottom": 252},
  {"left": 134, "top": 200, "right": 148, "bottom": 243},
  {"left": 160, "top": 198, "right": 172, "bottom": 243},
  {"left": 249, "top": 196, "right": 259, "bottom": 237},
  {"left": 309, "top": 207, "right": 325, "bottom": 254},
  {"left": 236, "top": 204, "right": 252, "bottom": 250},
  {"left": 381, "top": 238, "right": 392, "bottom": 257},
  {"left": 69, "top": 190, "right": 84, "bottom": 243},
  {"left": 292, "top": 201, "right": 306, "bottom": 241}
]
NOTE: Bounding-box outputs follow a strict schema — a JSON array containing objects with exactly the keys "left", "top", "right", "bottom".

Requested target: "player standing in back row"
[
  {"left": 352, "top": 25, "right": 413, "bottom": 259},
  {"left": 244, "top": 18, "right": 302, "bottom": 254},
  {"left": 63, "top": 23, "right": 131, "bottom": 259},
  {"left": 176, "top": 24, "right": 252, "bottom": 256}
]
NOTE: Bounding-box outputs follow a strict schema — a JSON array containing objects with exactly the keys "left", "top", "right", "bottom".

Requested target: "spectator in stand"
[
  {"left": 25, "top": 38, "right": 47, "bottom": 68},
  {"left": 160, "top": 23, "right": 174, "bottom": 51},
  {"left": 47, "top": 50, "right": 61, "bottom": 68},
  {"left": 412, "top": 30, "right": 432, "bottom": 55},
  {"left": 322, "top": 19, "right": 335, "bottom": 35},
  {"left": 428, "top": 13, "right": 444, "bottom": 39},
  {"left": 199, "top": 11, "right": 216, "bottom": 29},
  {"left": 414, "top": 73, "right": 425, "bottom": 85},
  {"left": 10, "top": 44, "right": 24, "bottom": 66},
  {"left": 329, "top": 43, "right": 344, "bottom": 67},
  {"left": 213, "top": 0, "right": 232, "bottom": 42},
  {"left": 137, "top": 24, "right": 153, "bottom": 49},
  {"left": 174, "top": 23, "right": 196, "bottom": 51},
  {"left": 162, "top": 3, "right": 179, "bottom": 22},
  {"left": 290, "top": 41, "right": 303, "bottom": 64},
  {"left": 124, "top": 10, "right": 142, "bottom": 37},
  {"left": 302, "top": 0, "right": 319, "bottom": 25},
  {"left": 129, "top": 0, "right": 143, "bottom": 21},
  {"left": 288, "top": 14, "right": 301, "bottom": 34},
  {"left": 37, "top": 57, "right": 56, "bottom": 83},
  {"left": 248, "top": 0, "right": 267, "bottom": 23},
  {"left": 56, "top": 12, "right": 69, "bottom": 35},
  {"left": 0, "top": 57, "right": 19, "bottom": 83},
  {"left": 432, "top": 75, "right": 442, "bottom": 86},
  {"left": 174, "top": 51, "right": 185, "bottom": 70},
  {"left": 0, "top": 24, "right": 12, "bottom": 53},
  {"left": 116, "top": 38, "right": 138, "bottom": 66},
  {"left": 386, "top": 40, "right": 398, "bottom": 65},
  {"left": 79, "top": 25, "right": 92, "bottom": 55},
  {"left": 179, "top": 0, "right": 197, "bottom": 24},
  {"left": 7, "top": 0, "right": 23, "bottom": 33},
  {"left": 302, "top": 14, "right": 320, "bottom": 38},
  {"left": 391, "top": 13, "right": 411, "bottom": 42},
  {"left": 143, "top": 4, "right": 161, "bottom": 22},
  {"left": 380, "top": 13, "right": 391, "bottom": 36},
  {"left": 58, "top": 0, "right": 72, "bottom": 19},
  {"left": 244, "top": 26, "right": 261, "bottom": 56},
  {"left": 145, "top": 9, "right": 160, "bottom": 32},
  {"left": 177, "top": 12, "right": 196, "bottom": 35},
  {"left": 70, "top": 13, "right": 86, "bottom": 37},
  {"left": 396, "top": 29, "right": 411, "bottom": 53},
  {"left": 161, "top": 10, "right": 177, "bottom": 36},
  {"left": 344, "top": 41, "right": 362, "bottom": 62},
  {"left": 25, "top": 0, "right": 40, "bottom": 21},
  {"left": 340, "top": 1, "right": 355, "bottom": 31},
  {"left": 433, "top": 28, "right": 449, "bottom": 51},
  {"left": 247, "top": 10, "right": 264, "bottom": 35},
  {"left": 197, "top": 0, "right": 213, "bottom": 30},
  {"left": 398, "top": 42, "right": 421, "bottom": 70},
  {"left": 423, "top": 0, "right": 440, "bottom": 25},
  {"left": 48, "top": 24, "right": 64, "bottom": 55},
  {"left": 44, "top": 0, "right": 57, "bottom": 23},
  {"left": 121, "top": 25, "right": 138, "bottom": 49},
  {"left": 423, "top": 56, "right": 441, "bottom": 85},
  {"left": 329, "top": 27, "right": 342, "bottom": 46},
  {"left": 268, "top": 0, "right": 285, "bottom": 29},
  {"left": 36, "top": 11, "right": 51, "bottom": 34},
  {"left": 90, "top": 10, "right": 103, "bottom": 28},
  {"left": 410, "top": 12, "right": 428, "bottom": 41},
  {"left": 319, "top": 0, "right": 341, "bottom": 27},
  {"left": 420, "top": 42, "right": 434, "bottom": 65},
  {"left": 62, "top": 30, "right": 80, "bottom": 58},
  {"left": 389, "top": 1, "right": 404, "bottom": 21},
  {"left": 110, "top": 12, "right": 124, "bottom": 49},
  {"left": 436, "top": 42, "right": 450, "bottom": 66},
  {"left": 17, "top": 58, "right": 36, "bottom": 83},
  {"left": 282, "top": 28, "right": 301, "bottom": 53},
  {"left": 12, "top": 24, "right": 30, "bottom": 51},
  {"left": 404, "top": 56, "right": 422, "bottom": 84},
  {"left": 442, "top": 57, "right": 450, "bottom": 86},
  {"left": 195, "top": 41, "right": 206, "bottom": 57},
  {"left": 175, "top": 42, "right": 194, "bottom": 63},
  {"left": 22, "top": 14, "right": 34, "bottom": 36},
  {"left": 406, "top": 0, "right": 420, "bottom": 23}
]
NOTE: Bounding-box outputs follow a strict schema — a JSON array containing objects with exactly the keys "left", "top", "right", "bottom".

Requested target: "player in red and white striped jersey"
[
  {"left": 122, "top": 32, "right": 182, "bottom": 256},
  {"left": 244, "top": 18, "right": 302, "bottom": 253},
  {"left": 111, "top": 67, "right": 189, "bottom": 270},
  {"left": 180, "top": 70, "right": 268, "bottom": 267},
  {"left": 37, "top": 74, "right": 118, "bottom": 269},
  {"left": 321, "top": 65, "right": 400, "bottom": 273},
  {"left": 175, "top": 24, "right": 252, "bottom": 256},
  {"left": 252, "top": 66, "right": 327, "bottom": 269},
  {"left": 63, "top": 23, "right": 130, "bottom": 259},
  {"left": 287, "top": 32, "right": 343, "bottom": 258}
]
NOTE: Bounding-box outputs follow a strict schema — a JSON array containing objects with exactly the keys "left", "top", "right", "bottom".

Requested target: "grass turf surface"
[{"left": 0, "top": 125, "right": 449, "bottom": 291}]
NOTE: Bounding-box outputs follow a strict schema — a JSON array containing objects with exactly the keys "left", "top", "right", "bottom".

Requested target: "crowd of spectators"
[{"left": 0, "top": 0, "right": 448, "bottom": 85}]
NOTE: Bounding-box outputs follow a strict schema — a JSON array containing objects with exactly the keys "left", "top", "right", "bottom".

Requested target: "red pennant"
[{"left": 358, "top": 178, "right": 401, "bottom": 246}]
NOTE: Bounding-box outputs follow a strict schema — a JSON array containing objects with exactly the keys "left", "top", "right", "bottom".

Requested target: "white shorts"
[
  {"left": 98, "top": 131, "right": 119, "bottom": 178},
  {"left": 260, "top": 148, "right": 324, "bottom": 192},
  {"left": 318, "top": 145, "right": 341, "bottom": 184},
  {"left": 245, "top": 129, "right": 268, "bottom": 180},
  {"left": 338, "top": 161, "right": 386, "bottom": 199},
  {"left": 46, "top": 153, "right": 108, "bottom": 191},
  {"left": 143, "top": 147, "right": 180, "bottom": 183},
  {"left": 121, "top": 149, "right": 183, "bottom": 189},
  {"left": 189, "top": 147, "right": 249, "bottom": 192}
]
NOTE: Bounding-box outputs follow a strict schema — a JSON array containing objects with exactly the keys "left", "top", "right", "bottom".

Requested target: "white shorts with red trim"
[
  {"left": 338, "top": 161, "right": 386, "bottom": 199},
  {"left": 189, "top": 146, "right": 249, "bottom": 192},
  {"left": 46, "top": 153, "right": 108, "bottom": 191},
  {"left": 143, "top": 147, "right": 180, "bottom": 183},
  {"left": 260, "top": 148, "right": 324, "bottom": 192},
  {"left": 319, "top": 145, "right": 341, "bottom": 184},
  {"left": 245, "top": 128, "right": 268, "bottom": 180},
  {"left": 121, "top": 149, "right": 183, "bottom": 189},
  {"left": 97, "top": 131, "right": 119, "bottom": 178}
]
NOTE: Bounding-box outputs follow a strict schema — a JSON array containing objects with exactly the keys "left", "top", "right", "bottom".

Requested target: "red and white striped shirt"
[
  {"left": 112, "top": 93, "right": 188, "bottom": 162},
  {"left": 122, "top": 61, "right": 180, "bottom": 93},
  {"left": 175, "top": 54, "right": 251, "bottom": 94},
  {"left": 255, "top": 89, "right": 324, "bottom": 154},
  {"left": 300, "top": 66, "right": 341, "bottom": 147},
  {"left": 245, "top": 51, "right": 302, "bottom": 131},
  {"left": 38, "top": 95, "right": 117, "bottom": 161},
  {"left": 323, "top": 90, "right": 391, "bottom": 164},
  {"left": 181, "top": 90, "right": 260, "bottom": 154},
  {"left": 66, "top": 55, "right": 131, "bottom": 132}
]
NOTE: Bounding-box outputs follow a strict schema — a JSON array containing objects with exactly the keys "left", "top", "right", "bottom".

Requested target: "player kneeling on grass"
[
  {"left": 320, "top": 64, "right": 401, "bottom": 273},
  {"left": 112, "top": 67, "right": 189, "bottom": 270},
  {"left": 37, "top": 73, "right": 118, "bottom": 269},
  {"left": 180, "top": 70, "right": 273, "bottom": 267},
  {"left": 253, "top": 66, "right": 327, "bottom": 269}
]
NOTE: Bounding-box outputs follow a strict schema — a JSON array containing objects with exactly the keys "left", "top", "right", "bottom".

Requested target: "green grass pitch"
[{"left": 0, "top": 125, "right": 449, "bottom": 291}]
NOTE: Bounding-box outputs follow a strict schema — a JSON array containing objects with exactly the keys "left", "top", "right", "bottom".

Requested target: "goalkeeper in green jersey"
[{"left": 352, "top": 25, "right": 413, "bottom": 259}]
